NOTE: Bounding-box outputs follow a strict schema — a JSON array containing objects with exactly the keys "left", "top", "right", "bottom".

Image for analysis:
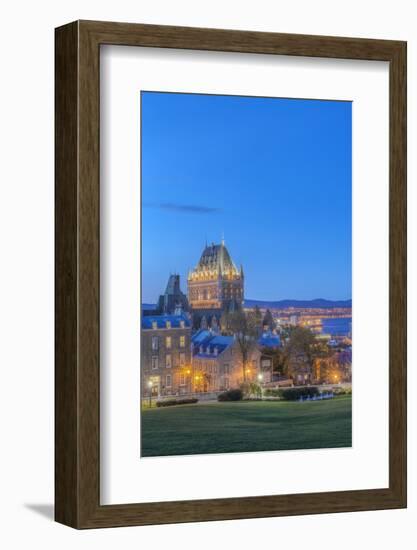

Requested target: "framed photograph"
[{"left": 55, "top": 20, "right": 406, "bottom": 528}]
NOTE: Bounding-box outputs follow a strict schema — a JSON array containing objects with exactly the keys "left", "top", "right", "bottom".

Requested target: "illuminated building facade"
[
  {"left": 187, "top": 240, "right": 244, "bottom": 327},
  {"left": 141, "top": 313, "right": 192, "bottom": 398},
  {"left": 191, "top": 330, "right": 262, "bottom": 391}
]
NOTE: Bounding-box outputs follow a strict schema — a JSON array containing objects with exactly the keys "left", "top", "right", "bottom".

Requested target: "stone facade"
[
  {"left": 188, "top": 241, "right": 244, "bottom": 328},
  {"left": 141, "top": 314, "right": 192, "bottom": 398},
  {"left": 191, "top": 330, "right": 262, "bottom": 391}
]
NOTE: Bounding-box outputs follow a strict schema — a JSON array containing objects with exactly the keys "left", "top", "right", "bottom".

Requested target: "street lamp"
[
  {"left": 185, "top": 367, "right": 191, "bottom": 395},
  {"left": 257, "top": 373, "right": 264, "bottom": 399},
  {"left": 148, "top": 380, "right": 153, "bottom": 408}
]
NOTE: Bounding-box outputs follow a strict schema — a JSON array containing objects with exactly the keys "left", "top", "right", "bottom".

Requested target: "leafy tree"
[
  {"left": 263, "top": 309, "right": 275, "bottom": 331},
  {"left": 254, "top": 305, "right": 263, "bottom": 333},
  {"left": 260, "top": 346, "right": 289, "bottom": 377},
  {"left": 284, "top": 326, "right": 317, "bottom": 381},
  {"left": 286, "top": 326, "right": 316, "bottom": 356}
]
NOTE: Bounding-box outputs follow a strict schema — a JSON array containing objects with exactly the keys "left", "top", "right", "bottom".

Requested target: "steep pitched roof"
[
  {"left": 258, "top": 331, "right": 281, "bottom": 348},
  {"left": 191, "top": 330, "right": 234, "bottom": 358},
  {"left": 194, "top": 242, "right": 239, "bottom": 276}
]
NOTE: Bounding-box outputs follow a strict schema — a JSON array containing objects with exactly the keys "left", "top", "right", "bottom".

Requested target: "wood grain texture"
[
  {"left": 55, "top": 20, "right": 407, "bottom": 529},
  {"left": 55, "top": 21, "right": 79, "bottom": 527}
]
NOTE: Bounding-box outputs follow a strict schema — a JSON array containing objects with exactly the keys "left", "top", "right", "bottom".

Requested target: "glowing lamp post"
[{"left": 186, "top": 368, "right": 191, "bottom": 395}]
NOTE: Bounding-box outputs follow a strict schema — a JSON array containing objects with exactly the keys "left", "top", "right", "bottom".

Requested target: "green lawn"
[{"left": 141, "top": 396, "right": 352, "bottom": 457}]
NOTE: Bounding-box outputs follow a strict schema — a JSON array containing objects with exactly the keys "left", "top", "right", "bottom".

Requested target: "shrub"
[
  {"left": 281, "top": 386, "right": 320, "bottom": 401},
  {"left": 156, "top": 398, "right": 198, "bottom": 407},
  {"left": 331, "top": 385, "right": 352, "bottom": 396},
  {"left": 264, "top": 388, "right": 284, "bottom": 398},
  {"left": 217, "top": 388, "right": 243, "bottom": 402},
  {"left": 241, "top": 382, "right": 262, "bottom": 399},
  {"left": 331, "top": 386, "right": 346, "bottom": 395}
]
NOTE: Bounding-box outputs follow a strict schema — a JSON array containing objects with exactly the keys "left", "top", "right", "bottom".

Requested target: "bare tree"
[{"left": 223, "top": 309, "right": 262, "bottom": 382}]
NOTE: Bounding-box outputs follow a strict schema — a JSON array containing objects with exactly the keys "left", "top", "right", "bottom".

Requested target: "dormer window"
[
  {"left": 199, "top": 346, "right": 203, "bottom": 354},
  {"left": 214, "top": 347, "right": 218, "bottom": 356},
  {"left": 166, "top": 321, "right": 171, "bottom": 329},
  {"left": 152, "top": 321, "right": 157, "bottom": 330},
  {"left": 180, "top": 320, "right": 185, "bottom": 328}
]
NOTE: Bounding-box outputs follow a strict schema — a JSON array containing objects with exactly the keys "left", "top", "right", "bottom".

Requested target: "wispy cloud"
[{"left": 144, "top": 202, "right": 221, "bottom": 214}]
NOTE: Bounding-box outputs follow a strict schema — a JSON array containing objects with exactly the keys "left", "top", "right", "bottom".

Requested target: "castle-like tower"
[
  {"left": 187, "top": 240, "right": 244, "bottom": 316},
  {"left": 156, "top": 274, "right": 189, "bottom": 315}
]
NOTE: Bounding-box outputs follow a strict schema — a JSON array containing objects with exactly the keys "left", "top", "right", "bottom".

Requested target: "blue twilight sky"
[{"left": 141, "top": 91, "right": 352, "bottom": 304}]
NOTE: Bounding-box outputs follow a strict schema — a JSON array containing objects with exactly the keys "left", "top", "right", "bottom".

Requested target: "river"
[{"left": 321, "top": 317, "right": 352, "bottom": 336}]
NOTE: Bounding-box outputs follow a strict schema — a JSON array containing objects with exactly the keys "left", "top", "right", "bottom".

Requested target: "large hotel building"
[{"left": 187, "top": 240, "right": 244, "bottom": 329}]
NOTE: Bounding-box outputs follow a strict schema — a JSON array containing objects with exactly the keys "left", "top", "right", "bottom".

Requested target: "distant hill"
[{"left": 244, "top": 298, "right": 352, "bottom": 309}]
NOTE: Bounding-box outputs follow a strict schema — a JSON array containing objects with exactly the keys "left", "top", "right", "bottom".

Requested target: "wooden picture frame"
[{"left": 55, "top": 20, "right": 407, "bottom": 529}]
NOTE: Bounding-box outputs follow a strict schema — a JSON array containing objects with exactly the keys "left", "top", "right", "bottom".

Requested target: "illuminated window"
[
  {"left": 151, "top": 356, "right": 158, "bottom": 370},
  {"left": 166, "top": 321, "right": 171, "bottom": 329},
  {"left": 179, "top": 352, "right": 185, "bottom": 366},
  {"left": 180, "top": 320, "right": 185, "bottom": 328},
  {"left": 180, "top": 335, "right": 185, "bottom": 348},
  {"left": 151, "top": 336, "right": 159, "bottom": 351},
  {"left": 152, "top": 321, "right": 157, "bottom": 330},
  {"left": 165, "top": 354, "right": 172, "bottom": 368},
  {"left": 166, "top": 336, "right": 172, "bottom": 349}
]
